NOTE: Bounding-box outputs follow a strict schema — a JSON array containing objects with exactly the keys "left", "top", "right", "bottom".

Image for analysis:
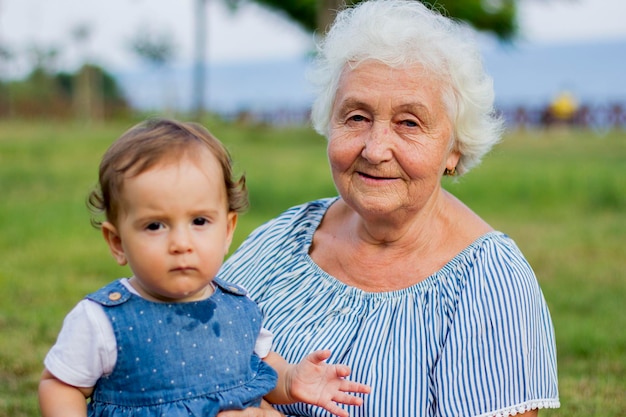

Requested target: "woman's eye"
[
  {"left": 401, "top": 119, "right": 419, "bottom": 128},
  {"left": 349, "top": 114, "right": 367, "bottom": 123},
  {"left": 193, "top": 217, "right": 209, "bottom": 226}
]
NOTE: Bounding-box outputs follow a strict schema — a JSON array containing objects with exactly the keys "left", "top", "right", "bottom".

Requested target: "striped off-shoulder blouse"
[{"left": 219, "top": 198, "right": 560, "bottom": 417}]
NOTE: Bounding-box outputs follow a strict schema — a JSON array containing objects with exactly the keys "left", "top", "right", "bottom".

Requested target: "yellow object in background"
[{"left": 550, "top": 91, "right": 578, "bottom": 120}]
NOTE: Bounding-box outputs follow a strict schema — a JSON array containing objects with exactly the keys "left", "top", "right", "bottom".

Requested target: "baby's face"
[{"left": 105, "top": 148, "right": 236, "bottom": 302}]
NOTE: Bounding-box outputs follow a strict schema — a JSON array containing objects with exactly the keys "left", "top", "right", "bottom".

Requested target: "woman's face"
[{"left": 328, "top": 60, "right": 460, "bottom": 219}]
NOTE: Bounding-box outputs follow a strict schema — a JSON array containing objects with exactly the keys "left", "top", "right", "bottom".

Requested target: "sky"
[{"left": 1, "top": 0, "right": 626, "bottom": 75}]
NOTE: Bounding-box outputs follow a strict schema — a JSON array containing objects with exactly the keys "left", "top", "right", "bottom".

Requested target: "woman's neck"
[
  {"left": 310, "top": 191, "right": 492, "bottom": 292},
  {"left": 340, "top": 189, "right": 447, "bottom": 248}
]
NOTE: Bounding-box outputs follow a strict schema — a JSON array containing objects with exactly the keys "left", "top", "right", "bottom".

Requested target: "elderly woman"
[{"left": 219, "top": 1, "right": 559, "bottom": 416}]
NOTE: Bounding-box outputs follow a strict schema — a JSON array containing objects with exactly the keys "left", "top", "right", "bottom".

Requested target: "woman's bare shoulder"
[{"left": 443, "top": 190, "right": 493, "bottom": 239}]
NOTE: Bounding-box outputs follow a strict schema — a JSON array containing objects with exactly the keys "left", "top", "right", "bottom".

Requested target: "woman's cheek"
[{"left": 328, "top": 132, "right": 361, "bottom": 171}]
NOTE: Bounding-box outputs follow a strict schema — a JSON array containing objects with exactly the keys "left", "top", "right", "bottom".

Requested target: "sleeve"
[
  {"left": 254, "top": 327, "right": 274, "bottom": 359},
  {"left": 43, "top": 300, "right": 117, "bottom": 388},
  {"left": 219, "top": 204, "right": 304, "bottom": 299},
  {"left": 434, "top": 237, "right": 560, "bottom": 417}
]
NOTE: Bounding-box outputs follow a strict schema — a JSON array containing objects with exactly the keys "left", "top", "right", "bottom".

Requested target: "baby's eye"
[
  {"left": 146, "top": 222, "right": 162, "bottom": 231},
  {"left": 192, "top": 217, "right": 209, "bottom": 226}
]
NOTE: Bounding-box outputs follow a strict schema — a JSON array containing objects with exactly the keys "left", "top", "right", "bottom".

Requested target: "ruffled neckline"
[{"left": 298, "top": 197, "right": 508, "bottom": 299}]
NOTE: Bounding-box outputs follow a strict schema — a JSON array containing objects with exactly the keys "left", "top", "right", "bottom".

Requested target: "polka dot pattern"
[{"left": 86, "top": 279, "right": 278, "bottom": 416}]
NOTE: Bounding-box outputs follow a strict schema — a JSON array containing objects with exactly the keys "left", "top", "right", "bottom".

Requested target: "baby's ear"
[
  {"left": 102, "top": 222, "right": 127, "bottom": 266},
  {"left": 224, "top": 212, "right": 238, "bottom": 255}
]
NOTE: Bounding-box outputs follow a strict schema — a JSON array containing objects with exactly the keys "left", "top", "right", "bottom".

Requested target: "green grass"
[{"left": 1, "top": 119, "right": 624, "bottom": 416}]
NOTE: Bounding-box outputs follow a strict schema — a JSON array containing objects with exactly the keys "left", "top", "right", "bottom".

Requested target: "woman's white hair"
[{"left": 309, "top": 0, "right": 505, "bottom": 175}]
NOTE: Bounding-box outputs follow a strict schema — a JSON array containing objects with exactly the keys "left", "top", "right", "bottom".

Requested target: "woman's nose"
[{"left": 361, "top": 123, "right": 393, "bottom": 163}]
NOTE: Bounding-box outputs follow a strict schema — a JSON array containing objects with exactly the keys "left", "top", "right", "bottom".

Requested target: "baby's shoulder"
[{"left": 85, "top": 280, "right": 131, "bottom": 306}]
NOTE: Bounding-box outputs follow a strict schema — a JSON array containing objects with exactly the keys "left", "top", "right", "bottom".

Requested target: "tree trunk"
[
  {"left": 317, "top": 0, "right": 346, "bottom": 36},
  {"left": 193, "top": 0, "right": 207, "bottom": 120}
]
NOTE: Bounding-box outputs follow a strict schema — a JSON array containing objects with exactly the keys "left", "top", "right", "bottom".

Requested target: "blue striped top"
[{"left": 219, "top": 198, "right": 560, "bottom": 417}]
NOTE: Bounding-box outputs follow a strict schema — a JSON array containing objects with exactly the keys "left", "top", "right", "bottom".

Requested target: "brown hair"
[{"left": 87, "top": 118, "right": 248, "bottom": 227}]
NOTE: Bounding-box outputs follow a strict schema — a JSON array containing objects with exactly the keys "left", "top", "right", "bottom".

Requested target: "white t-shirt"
[{"left": 44, "top": 278, "right": 273, "bottom": 388}]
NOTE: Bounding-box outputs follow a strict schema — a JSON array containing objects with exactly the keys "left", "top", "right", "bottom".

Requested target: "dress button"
[{"left": 109, "top": 292, "right": 122, "bottom": 301}]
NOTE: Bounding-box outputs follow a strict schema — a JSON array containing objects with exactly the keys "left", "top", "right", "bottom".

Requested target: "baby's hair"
[{"left": 87, "top": 118, "right": 248, "bottom": 228}]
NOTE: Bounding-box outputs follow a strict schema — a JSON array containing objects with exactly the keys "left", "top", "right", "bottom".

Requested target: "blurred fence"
[
  {"left": 220, "top": 102, "right": 626, "bottom": 130},
  {"left": 221, "top": 107, "right": 313, "bottom": 127},
  {"left": 500, "top": 102, "right": 626, "bottom": 131},
  {"left": 2, "top": 97, "right": 625, "bottom": 131}
]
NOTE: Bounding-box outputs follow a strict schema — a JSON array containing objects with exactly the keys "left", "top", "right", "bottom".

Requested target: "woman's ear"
[
  {"left": 102, "top": 222, "right": 128, "bottom": 266},
  {"left": 445, "top": 149, "right": 461, "bottom": 173}
]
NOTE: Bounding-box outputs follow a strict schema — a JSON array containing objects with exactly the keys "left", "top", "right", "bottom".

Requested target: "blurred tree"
[
  {"left": 193, "top": 0, "right": 208, "bottom": 119},
  {"left": 8, "top": 47, "right": 68, "bottom": 118},
  {"left": 24, "top": 46, "right": 61, "bottom": 109},
  {"left": 225, "top": 0, "right": 517, "bottom": 39},
  {"left": 0, "top": 44, "right": 13, "bottom": 77},
  {"left": 71, "top": 24, "right": 104, "bottom": 123},
  {"left": 29, "top": 45, "right": 61, "bottom": 74},
  {"left": 0, "top": 43, "right": 15, "bottom": 116},
  {"left": 316, "top": 0, "right": 344, "bottom": 34},
  {"left": 131, "top": 28, "right": 176, "bottom": 68},
  {"left": 0, "top": 20, "right": 128, "bottom": 119},
  {"left": 57, "top": 64, "right": 129, "bottom": 118},
  {"left": 1, "top": 59, "right": 128, "bottom": 119},
  {"left": 130, "top": 26, "right": 177, "bottom": 112}
]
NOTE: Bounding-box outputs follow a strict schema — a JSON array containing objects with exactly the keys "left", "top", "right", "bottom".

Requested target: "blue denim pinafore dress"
[{"left": 85, "top": 278, "right": 278, "bottom": 417}]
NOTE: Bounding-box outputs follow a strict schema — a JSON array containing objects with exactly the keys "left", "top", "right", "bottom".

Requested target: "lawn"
[{"left": 0, "top": 118, "right": 624, "bottom": 416}]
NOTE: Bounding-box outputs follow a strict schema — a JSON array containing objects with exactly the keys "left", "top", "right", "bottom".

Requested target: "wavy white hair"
[{"left": 309, "top": 0, "right": 505, "bottom": 175}]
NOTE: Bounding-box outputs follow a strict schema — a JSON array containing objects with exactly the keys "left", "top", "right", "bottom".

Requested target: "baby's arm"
[
  {"left": 39, "top": 368, "right": 92, "bottom": 417},
  {"left": 263, "top": 350, "right": 370, "bottom": 417},
  {"left": 39, "top": 299, "right": 113, "bottom": 417}
]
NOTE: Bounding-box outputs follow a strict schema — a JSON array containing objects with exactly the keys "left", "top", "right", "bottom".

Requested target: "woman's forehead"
[{"left": 334, "top": 61, "right": 446, "bottom": 107}]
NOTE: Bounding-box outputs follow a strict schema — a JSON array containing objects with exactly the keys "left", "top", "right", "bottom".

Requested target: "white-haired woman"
[{"left": 218, "top": 1, "right": 559, "bottom": 416}]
